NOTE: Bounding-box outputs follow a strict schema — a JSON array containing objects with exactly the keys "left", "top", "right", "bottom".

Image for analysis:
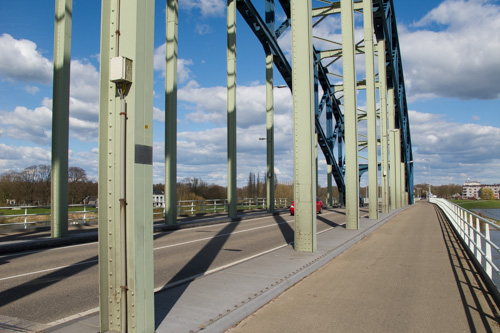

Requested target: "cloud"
[
  {"left": 0, "top": 104, "right": 52, "bottom": 144},
  {"left": 0, "top": 34, "right": 53, "bottom": 84},
  {"left": 153, "top": 44, "right": 194, "bottom": 83},
  {"left": 409, "top": 110, "right": 500, "bottom": 184},
  {"left": 70, "top": 59, "right": 99, "bottom": 103},
  {"left": 178, "top": 81, "right": 293, "bottom": 128},
  {"left": 0, "top": 144, "right": 52, "bottom": 172},
  {"left": 180, "top": 0, "right": 225, "bottom": 17},
  {"left": 195, "top": 23, "right": 212, "bottom": 35},
  {"left": 25, "top": 85, "right": 40, "bottom": 94},
  {"left": 152, "top": 121, "right": 295, "bottom": 186},
  {"left": 400, "top": 0, "right": 500, "bottom": 101}
]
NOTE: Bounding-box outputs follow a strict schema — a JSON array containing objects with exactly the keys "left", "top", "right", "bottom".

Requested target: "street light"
[{"left": 422, "top": 158, "right": 431, "bottom": 199}]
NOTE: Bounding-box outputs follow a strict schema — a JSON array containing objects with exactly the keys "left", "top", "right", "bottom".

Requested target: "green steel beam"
[
  {"left": 266, "top": 0, "right": 275, "bottom": 214},
  {"left": 377, "top": 39, "right": 389, "bottom": 213},
  {"left": 327, "top": 164, "right": 333, "bottom": 206},
  {"left": 291, "top": 0, "right": 316, "bottom": 252},
  {"left": 227, "top": 0, "right": 237, "bottom": 218},
  {"left": 51, "top": 0, "right": 72, "bottom": 238},
  {"left": 341, "top": 0, "right": 359, "bottom": 229},
  {"left": 266, "top": 53, "right": 275, "bottom": 213},
  {"left": 388, "top": 87, "right": 396, "bottom": 210},
  {"left": 395, "top": 129, "right": 402, "bottom": 209},
  {"left": 98, "top": 0, "right": 155, "bottom": 331},
  {"left": 363, "top": 0, "right": 378, "bottom": 220},
  {"left": 165, "top": 0, "right": 178, "bottom": 224}
]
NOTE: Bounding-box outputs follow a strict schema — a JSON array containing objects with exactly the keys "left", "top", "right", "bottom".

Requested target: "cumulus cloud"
[
  {"left": 409, "top": 110, "right": 500, "bottom": 184},
  {"left": 153, "top": 43, "right": 194, "bottom": 82},
  {"left": 25, "top": 85, "right": 40, "bottom": 95},
  {"left": 0, "top": 144, "right": 52, "bottom": 172},
  {"left": 178, "top": 81, "right": 293, "bottom": 128},
  {"left": 400, "top": 0, "right": 500, "bottom": 100},
  {"left": 0, "top": 33, "right": 52, "bottom": 84},
  {"left": 180, "top": 0, "right": 225, "bottom": 17},
  {"left": 195, "top": 23, "right": 212, "bottom": 35},
  {"left": 70, "top": 59, "right": 99, "bottom": 103}
]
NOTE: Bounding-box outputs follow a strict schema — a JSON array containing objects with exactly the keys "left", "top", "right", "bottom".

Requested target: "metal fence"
[
  {"left": 0, "top": 204, "right": 98, "bottom": 230},
  {"left": 430, "top": 198, "right": 500, "bottom": 289},
  {"left": 1, "top": 198, "right": 291, "bottom": 231}
]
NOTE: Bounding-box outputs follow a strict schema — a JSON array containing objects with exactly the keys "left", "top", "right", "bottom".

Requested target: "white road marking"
[{"left": 0, "top": 212, "right": 340, "bottom": 282}]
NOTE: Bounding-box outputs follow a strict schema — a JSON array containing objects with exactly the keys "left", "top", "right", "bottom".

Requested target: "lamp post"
[{"left": 422, "top": 158, "right": 431, "bottom": 199}]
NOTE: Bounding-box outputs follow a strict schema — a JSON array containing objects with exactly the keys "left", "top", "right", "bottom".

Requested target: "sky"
[{"left": 0, "top": 0, "right": 499, "bottom": 191}]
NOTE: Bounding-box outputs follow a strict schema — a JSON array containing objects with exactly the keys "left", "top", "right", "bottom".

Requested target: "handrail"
[
  {"left": 1, "top": 198, "right": 292, "bottom": 231},
  {"left": 430, "top": 198, "right": 500, "bottom": 288}
]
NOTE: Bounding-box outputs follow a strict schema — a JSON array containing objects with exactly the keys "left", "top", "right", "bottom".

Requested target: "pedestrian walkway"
[{"left": 228, "top": 202, "right": 500, "bottom": 333}]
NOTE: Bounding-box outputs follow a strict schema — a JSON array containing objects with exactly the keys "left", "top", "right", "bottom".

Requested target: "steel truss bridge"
[{"left": 47, "top": 0, "right": 412, "bottom": 331}]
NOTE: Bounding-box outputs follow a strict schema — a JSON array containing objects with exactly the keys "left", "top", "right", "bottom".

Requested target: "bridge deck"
[
  {"left": 40, "top": 202, "right": 500, "bottom": 332},
  {"left": 229, "top": 202, "right": 500, "bottom": 333}
]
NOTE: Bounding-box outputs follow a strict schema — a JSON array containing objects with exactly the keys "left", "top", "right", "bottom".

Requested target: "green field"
[{"left": 451, "top": 200, "right": 500, "bottom": 210}]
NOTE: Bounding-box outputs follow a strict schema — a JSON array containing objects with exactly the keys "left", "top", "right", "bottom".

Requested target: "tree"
[
  {"left": 480, "top": 187, "right": 495, "bottom": 200},
  {"left": 68, "top": 167, "right": 90, "bottom": 204}
]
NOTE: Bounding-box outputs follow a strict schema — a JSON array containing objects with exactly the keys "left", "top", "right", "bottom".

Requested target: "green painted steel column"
[
  {"left": 388, "top": 87, "right": 396, "bottom": 210},
  {"left": 227, "top": 0, "right": 237, "bottom": 218},
  {"left": 395, "top": 129, "right": 402, "bottom": 208},
  {"left": 341, "top": 0, "right": 359, "bottom": 229},
  {"left": 291, "top": 0, "right": 316, "bottom": 252},
  {"left": 165, "top": 0, "right": 178, "bottom": 224},
  {"left": 327, "top": 164, "right": 333, "bottom": 206},
  {"left": 51, "top": 0, "right": 71, "bottom": 238},
  {"left": 266, "top": 53, "right": 275, "bottom": 213},
  {"left": 377, "top": 39, "right": 389, "bottom": 213},
  {"left": 401, "top": 161, "right": 407, "bottom": 206},
  {"left": 363, "top": 0, "right": 378, "bottom": 220},
  {"left": 315, "top": 134, "right": 319, "bottom": 196},
  {"left": 98, "top": 0, "right": 155, "bottom": 331}
]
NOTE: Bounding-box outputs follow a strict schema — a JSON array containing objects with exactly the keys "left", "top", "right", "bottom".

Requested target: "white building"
[
  {"left": 462, "top": 181, "right": 500, "bottom": 199},
  {"left": 153, "top": 189, "right": 165, "bottom": 208}
]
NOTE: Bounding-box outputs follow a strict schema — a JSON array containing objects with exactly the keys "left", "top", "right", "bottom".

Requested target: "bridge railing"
[
  {"left": 430, "top": 198, "right": 500, "bottom": 288},
  {"left": 1, "top": 198, "right": 292, "bottom": 231},
  {"left": 0, "top": 204, "right": 99, "bottom": 231}
]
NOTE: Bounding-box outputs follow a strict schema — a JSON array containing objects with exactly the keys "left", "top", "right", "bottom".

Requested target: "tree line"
[
  {"left": 3, "top": 164, "right": 476, "bottom": 208},
  {"left": 0, "top": 165, "right": 97, "bottom": 206}
]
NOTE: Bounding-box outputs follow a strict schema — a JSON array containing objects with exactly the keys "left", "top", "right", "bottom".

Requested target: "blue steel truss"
[{"left": 237, "top": 0, "right": 413, "bottom": 203}]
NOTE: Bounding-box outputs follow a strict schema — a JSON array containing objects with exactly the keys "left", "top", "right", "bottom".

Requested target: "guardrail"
[
  {"left": 1, "top": 198, "right": 292, "bottom": 231},
  {"left": 0, "top": 204, "right": 98, "bottom": 230},
  {"left": 430, "top": 197, "right": 500, "bottom": 288}
]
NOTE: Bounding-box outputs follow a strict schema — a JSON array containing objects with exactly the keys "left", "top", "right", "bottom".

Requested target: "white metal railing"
[
  {"left": 0, "top": 204, "right": 98, "bottom": 230},
  {"left": 431, "top": 198, "right": 500, "bottom": 287},
  {"left": 162, "top": 198, "right": 291, "bottom": 218},
  {"left": 1, "top": 198, "right": 292, "bottom": 231}
]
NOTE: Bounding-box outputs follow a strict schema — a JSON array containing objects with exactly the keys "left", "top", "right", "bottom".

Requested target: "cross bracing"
[{"left": 236, "top": 0, "right": 413, "bottom": 212}]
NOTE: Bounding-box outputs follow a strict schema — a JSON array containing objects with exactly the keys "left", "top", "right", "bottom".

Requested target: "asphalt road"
[{"left": 0, "top": 208, "right": 350, "bottom": 326}]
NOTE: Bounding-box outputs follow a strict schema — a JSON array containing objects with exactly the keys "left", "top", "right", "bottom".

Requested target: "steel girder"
[
  {"left": 236, "top": 0, "right": 346, "bottom": 195},
  {"left": 373, "top": 0, "right": 414, "bottom": 203},
  {"left": 237, "top": 0, "right": 412, "bottom": 204}
]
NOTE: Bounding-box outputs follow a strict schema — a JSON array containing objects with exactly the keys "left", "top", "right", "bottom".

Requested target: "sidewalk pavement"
[{"left": 228, "top": 201, "right": 500, "bottom": 333}]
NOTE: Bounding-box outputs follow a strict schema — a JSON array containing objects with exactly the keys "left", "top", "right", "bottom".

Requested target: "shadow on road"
[{"left": 153, "top": 221, "right": 241, "bottom": 329}]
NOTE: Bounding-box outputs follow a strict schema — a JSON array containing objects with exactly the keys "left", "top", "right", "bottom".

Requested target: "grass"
[{"left": 451, "top": 200, "right": 500, "bottom": 210}]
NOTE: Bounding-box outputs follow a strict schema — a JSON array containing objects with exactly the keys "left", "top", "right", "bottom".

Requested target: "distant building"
[
  {"left": 462, "top": 181, "right": 500, "bottom": 199},
  {"left": 153, "top": 189, "right": 165, "bottom": 208}
]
